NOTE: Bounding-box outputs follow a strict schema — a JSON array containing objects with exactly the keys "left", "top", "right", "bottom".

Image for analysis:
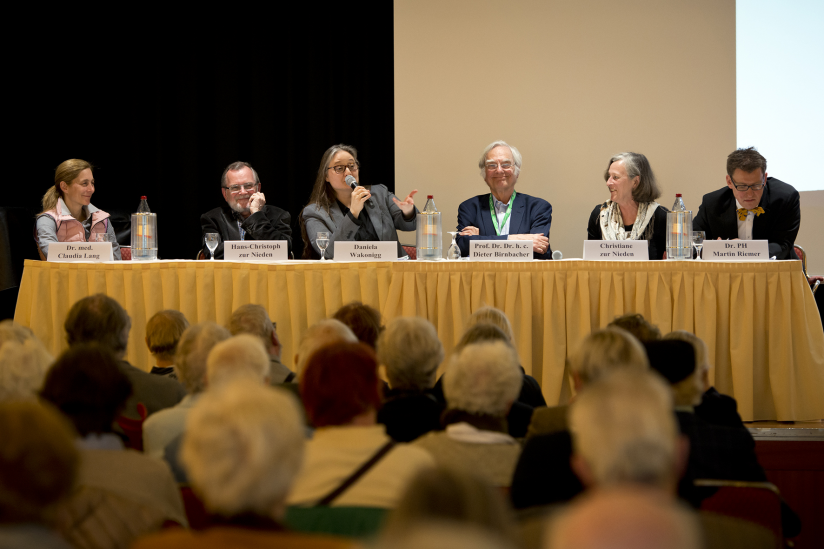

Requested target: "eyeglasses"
[
  {"left": 730, "top": 176, "right": 765, "bottom": 192},
  {"left": 327, "top": 162, "right": 360, "bottom": 175},
  {"left": 222, "top": 183, "right": 258, "bottom": 193},
  {"left": 485, "top": 162, "right": 514, "bottom": 171}
]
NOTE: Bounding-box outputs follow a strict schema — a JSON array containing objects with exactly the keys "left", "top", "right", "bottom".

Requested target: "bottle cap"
[
  {"left": 141, "top": 196, "right": 147, "bottom": 200},
  {"left": 427, "top": 195, "right": 433, "bottom": 199},
  {"left": 675, "top": 194, "right": 682, "bottom": 197}
]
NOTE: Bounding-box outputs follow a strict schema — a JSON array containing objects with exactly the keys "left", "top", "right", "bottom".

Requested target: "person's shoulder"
[
  {"left": 200, "top": 205, "right": 226, "bottom": 220},
  {"left": 766, "top": 177, "right": 799, "bottom": 197},
  {"left": 516, "top": 192, "right": 551, "bottom": 206},
  {"left": 701, "top": 186, "right": 733, "bottom": 204},
  {"left": 262, "top": 204, "right": 289, "bottom": 216},
  {"left": 458, "top": 194, "right": 491, "bottom": 208}
]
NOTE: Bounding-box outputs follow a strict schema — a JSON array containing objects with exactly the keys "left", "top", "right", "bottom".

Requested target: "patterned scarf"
[{"left": 599, "top": 201, "right": 660, "bottom": 241}]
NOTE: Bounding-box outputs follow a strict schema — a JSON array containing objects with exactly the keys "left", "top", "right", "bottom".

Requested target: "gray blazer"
[{"left": 302, "top": 184, "right": 418, "bottom": 259}]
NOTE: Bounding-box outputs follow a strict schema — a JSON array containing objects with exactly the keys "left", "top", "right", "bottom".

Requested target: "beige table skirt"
[{"left": 14, "top": 259, "right": 824, "bottom": 421}]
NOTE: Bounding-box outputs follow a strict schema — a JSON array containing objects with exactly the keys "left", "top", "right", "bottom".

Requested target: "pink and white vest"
[{"left": 37, "top": 198, "right": 111, "bottom": 255}]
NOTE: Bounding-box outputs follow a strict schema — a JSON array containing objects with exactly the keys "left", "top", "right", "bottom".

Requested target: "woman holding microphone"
[{"left": 301, "top": 144, "right": 418, "bottom": 259}]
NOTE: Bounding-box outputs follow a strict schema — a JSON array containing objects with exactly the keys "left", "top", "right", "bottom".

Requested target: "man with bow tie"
[{"left": 693, "top": 147, "right": 800, "bottom": 260}]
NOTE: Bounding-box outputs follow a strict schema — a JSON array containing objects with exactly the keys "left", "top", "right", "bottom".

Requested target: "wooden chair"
[
  {"left": 115, "top": 402, "right": 147, "bottom": 451},
  {"left": 695, "top": 479, "right": 783, "bottom": 541},
  {"left": 795, "top": 244, "right": 821, "bottom": 294},
  {"left": 402, "top": 244, "right": 417, "bottom": 260}
]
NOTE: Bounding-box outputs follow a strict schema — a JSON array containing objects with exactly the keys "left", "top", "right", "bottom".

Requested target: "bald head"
[{"left": 545, "top": 488, "right": 700, "bottom": 549}]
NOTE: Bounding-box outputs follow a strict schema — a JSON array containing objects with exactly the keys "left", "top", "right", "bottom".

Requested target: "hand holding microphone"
[{"left": 345, "top": 175, "right": 372, "bottom": 218}]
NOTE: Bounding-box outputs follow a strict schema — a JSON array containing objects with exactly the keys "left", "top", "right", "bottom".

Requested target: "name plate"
[
  {"left": 47, "top": 242, "right": 113, "bottom": 262},
  {"left": 583, "top": 240, "right": 649, "bottom": 261},
  {"left": 470, "top": 240, "right": 532, "bottom": 261},
  {"left": 702, "top": 239, "right": 769, "bottom": 260},
  {"left": 224, "top": 241, "right": 288, "bottom": 261},
  {"left": 335, "top": 241, "right": 398, "bottom": 261}
]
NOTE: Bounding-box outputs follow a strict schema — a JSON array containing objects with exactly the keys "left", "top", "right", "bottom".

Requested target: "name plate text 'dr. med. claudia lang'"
[
  {"left": 583, "top": 240, "right": 649, "bottom": 261},
  {"left": 335, "top": 241, "right": 398, "bottom": 261},
  {"left": 702, "top": 240, "right": 769, "bottom": 261},
  {"left": 47, "top": 242, "right": 113, "bottom": 262},
  {"left": 224, "top": 241, "right": 288, "bottom": 261},
  {"left": 470, "top": 240, "right": 532, "bottom": 261}
]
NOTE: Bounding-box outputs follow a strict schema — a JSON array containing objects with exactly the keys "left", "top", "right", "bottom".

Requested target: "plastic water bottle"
[
  {"left": 666, "top": 194, "right": 692, "bottom": 260},
  {"left": 131, "top": 196, "right": 158, "bottom": 260},
  {"left": 416, "top": 195, "right": 442, "bottom": 260}
]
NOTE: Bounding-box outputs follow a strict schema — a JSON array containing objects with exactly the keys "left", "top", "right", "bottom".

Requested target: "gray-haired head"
[
  {"left": 604, "top": 152, "right": 661, "bottom": 203},
  {"left": 377, "top": 317, "right": 444, "bottom": 390},
  {"left": 478, "top": 141, "right": 523, "bottom": 177},
  {"left": 221, "top": 161, "right": 260, "bottom": 188}
]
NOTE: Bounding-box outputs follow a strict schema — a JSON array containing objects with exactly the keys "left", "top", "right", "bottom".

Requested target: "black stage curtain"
[{"left": 7, "top": 6, "right": 394, "bottom": 272}]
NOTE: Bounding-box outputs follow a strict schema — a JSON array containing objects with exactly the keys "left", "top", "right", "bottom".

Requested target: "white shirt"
[
  {"left": 735, "top": 199, "right": 755, "bottom": 241},
  {"left": 493, "top": 196, "right": 513, "bottom": 235}
]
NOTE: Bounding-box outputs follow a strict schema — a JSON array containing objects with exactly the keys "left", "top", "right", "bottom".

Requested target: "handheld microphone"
[
  {"left": 345, "top": 175, "right": 373, "bottom": 208},
  {"left": 552, "top": 250, "right": 563, "bottom": 260}
]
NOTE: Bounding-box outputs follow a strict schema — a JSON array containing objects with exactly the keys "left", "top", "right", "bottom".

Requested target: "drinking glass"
[
  {"left": 204, "top": 233, "right": 220, "bottom": 260},
  {"left": 316, "top": 232, "right": 330, "bottom": 261},
  {"left": 692, "top": 231, "right": 705, "bottom": 260},
  {"left": 446, "top": 231, "right": 461, "bottom": 260}
]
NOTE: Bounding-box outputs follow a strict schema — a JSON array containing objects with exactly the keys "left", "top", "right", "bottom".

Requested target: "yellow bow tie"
[{"left": 737, "top": 206, "right": 765, "bottom": 221}]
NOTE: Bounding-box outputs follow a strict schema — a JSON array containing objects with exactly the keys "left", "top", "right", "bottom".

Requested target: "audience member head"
[
  {"left": 228, "top": 304, "right": 279, "bottom": 358},
  {"left": 443, "top": 341, "right": 521, "bottom": 418},
  {"left": 384, "top": 467, "right": 517, "bottom": 542},
  {"left": 0, "top": 321, "right": 53, "bottom": 402},
  {"left": 332, "top": 301, "right": 383, "bottom": 349},
  {"left": 175, "top": 322, "right": 231, "bottom": 394},
  {"left": 182, "top": 380, "right": 305, "bottom": 519},
  {"left": 545, "top": 487, "right": 701, "bottom": 549},
  {"left": 145, "top": 310, "right": 189, "bottom": 363},
  {"left": 377, "top": 317, "right": 444, "bottom": 390},
  {"left": 568, "top": 370, "right": 681, "bottom": 491},
  {"left": 644, "top": 340, "right": 701, "bottom": 407},
  {"left": 64, "top": 294, "right": 131, "bottom": 358},
  {"left": 0, "top": 400, "right": 79, "bottom": 525},
  {"left": 454, "top": 323, "right": 512, "bottom": 354},
  {"left": 206, "top": 334, "right": 270, "bottom": 388},
  {"left": 466, "top": 306, "right": 513, "bottom": 341},
  {"left": 40, "top": 345, "right": 132, "bottom": 437},
  {"left": 379, "top": 522, "right": 517, "bottom": 549},
  {"left": 293, "top": 318, "right": 358, "bottom": 377},
  {"left": 569, "top": 327, "right": 649, "bottom": 389},
  {"left": 607, "top": 313, "right": 661, "bottom": 343},
  {"left": 301, "top": 342, "right": 382, "bottom": 427},
  {"left": 664, "top": 330, "right": 711, "bottom": 394}
]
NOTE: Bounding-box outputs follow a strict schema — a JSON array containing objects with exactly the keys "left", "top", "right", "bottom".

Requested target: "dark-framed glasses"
[
  {"left": 328, "top": 162, "right": 360, "bottom": 175},
  {"left": 223, "top": 183, "right": 258, "bottom": 193},
  {"left": 730, "top": 176, "right": 765, "bottom": 192},
  {"left": 485, "top": 162, "right": 513, "bottom": 171}
]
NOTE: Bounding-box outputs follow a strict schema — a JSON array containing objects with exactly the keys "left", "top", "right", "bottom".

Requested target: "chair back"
[
  {"left": 116, "top": 402, "right": 148, "bottom": 451},
  {"left": 120, "top": 246, "right": 132, "bottom": 260},
  {"left": 284, "top": 505, "right": 389, "bottom": 539},
  {"left": 794, "top": 244, "right": 807, "bottom": 276},
  {"left": 695, "top": 479, "right": 783, "bottom": 541},
  {"left": 402, "top": 245, "right": 417, "bottom": 260}
]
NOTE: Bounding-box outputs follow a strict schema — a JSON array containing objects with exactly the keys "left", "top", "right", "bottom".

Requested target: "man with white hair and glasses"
[
  {"left": 456, "top": 140, "right": 553, "bottom": 259},
  {"left": 200, "top": 161, "right": 293, "bottom": 259}
]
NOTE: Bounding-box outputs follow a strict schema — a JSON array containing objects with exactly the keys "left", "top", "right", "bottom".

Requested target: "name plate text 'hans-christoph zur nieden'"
[
  {"left": 334, "top": 241, "right": 398, "bottom": 261},
  {"left": 583, "top": 240, "right": 649, "bottom": 261},
  {"left": 470, "top": 240, "right": 533, "bottom": 261},
  {"left": 223, "top": 241, "right": 288, "bottom": 261},
  {"left": 47, "top": 242, "right": 113, "bottom": 262},
  {"left": 702, "top": 240, "right": 769, "bottom": 261}
]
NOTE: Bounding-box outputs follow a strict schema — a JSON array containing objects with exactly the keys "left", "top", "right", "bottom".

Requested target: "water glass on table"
[
  {"left": 692, "top": 231, "right": 705, "bottom": 260},
  {"left": 205, "top": 233, "right": 220, "bottom": 260},
  {"left": 316, "top": 232, "right": 330, "bottom": 261}
]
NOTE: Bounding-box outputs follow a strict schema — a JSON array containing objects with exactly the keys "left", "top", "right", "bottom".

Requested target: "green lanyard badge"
[{"left": 489, "top": 191, "right": 516, "bottom": 236}]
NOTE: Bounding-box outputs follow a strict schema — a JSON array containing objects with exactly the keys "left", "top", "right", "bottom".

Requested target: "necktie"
[{"left": 737, "top": 206, "right": 765, "bottom": 221}]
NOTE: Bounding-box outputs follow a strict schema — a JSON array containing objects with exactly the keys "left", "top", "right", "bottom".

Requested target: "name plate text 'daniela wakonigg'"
[
  {"left": 47, "top": 242, "right": 113, "bottom": 262},
  {"left": 470, "top": 240, "right": 532, "bottom": 261},
  {"left": 583, "top": 240, "right": 649, "bottom": 261},
  {"left": 224, "top": 241, "right": 288, "bottom": 261},
  {"left": 334, "top": 241, "right": 398, "bottom": 262},
  {"left": 702, "top": 240, "right": 769, "bottom": 261}
]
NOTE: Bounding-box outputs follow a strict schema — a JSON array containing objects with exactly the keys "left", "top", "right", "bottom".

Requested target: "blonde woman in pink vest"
[{"left": 35, "top": 159, "right": 121, "bottom": 260}]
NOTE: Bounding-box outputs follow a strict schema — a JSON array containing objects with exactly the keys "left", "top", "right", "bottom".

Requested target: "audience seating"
[
  {"left": 180, "top": 486, "right": 212, "bottom": 530},
  {"left": 284, "top": 506, "right": 389, "bottom": 538},
  {"left": 115, "top": 402, "right": 147, "bottom": 451},
  {"left": 694, "top": 479, "right": 783, "bottom": 541}
]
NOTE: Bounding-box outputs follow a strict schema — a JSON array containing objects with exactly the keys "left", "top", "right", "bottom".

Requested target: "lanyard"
[{"left": 489, "top": 191, "right": 516, "bottom": 236}]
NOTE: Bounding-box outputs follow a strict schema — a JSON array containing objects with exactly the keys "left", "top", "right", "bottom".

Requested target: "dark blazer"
[
  {"left": 692, "top": 177, "right": 800, "bottom": 260},
  {"left": 587, "top": 203, "right": 668, "bottom": 260},
  {"left": 200, "top": 203, "right": 292, "bottom": 259},
  {"left": 456, "top": 192, "right": 553, "bottom": 259},
  {"left": 302, "top": 184, "right": 417, "bottom": 259}
]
